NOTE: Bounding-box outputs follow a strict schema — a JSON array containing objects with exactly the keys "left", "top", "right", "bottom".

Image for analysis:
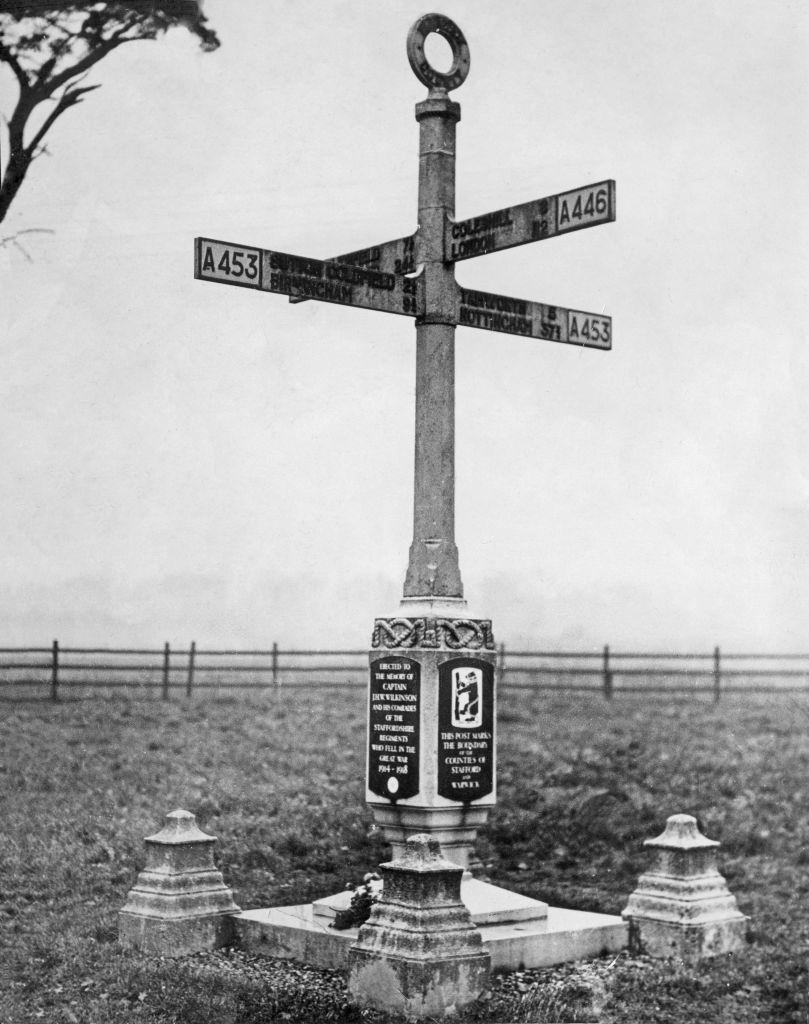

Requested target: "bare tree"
[{"left": 0, "top": 2, "right": 219, "bottom": 239}]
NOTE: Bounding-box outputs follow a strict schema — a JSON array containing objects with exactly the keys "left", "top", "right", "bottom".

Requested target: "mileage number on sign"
[{"left": 196, "top": 238, "right": 262, "bottom": 289}]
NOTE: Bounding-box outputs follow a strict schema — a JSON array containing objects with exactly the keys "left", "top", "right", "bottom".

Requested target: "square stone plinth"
[
  {"left": 118, "top": 810, "right": 240, "bottom": 957},
  {"left": 119, "top": 910, "right": 236, "bottom": 957},
  {"left": 235, "top": 903, "right": 626, "bottom": 972},
  {"left": 622, "top": 814, "right": 748, "bottom": 961},
  {"left": 625, "top": 915, "right": 749, "bottom": 961}
]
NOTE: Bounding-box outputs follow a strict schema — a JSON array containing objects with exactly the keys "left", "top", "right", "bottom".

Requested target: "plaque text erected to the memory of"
[{"left": 368, "top": 658, "right": 420, "bottom": 800}]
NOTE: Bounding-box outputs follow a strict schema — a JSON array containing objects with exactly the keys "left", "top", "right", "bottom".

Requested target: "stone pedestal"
[
  {"left": 622, "top": 814, "right": 747, "bottom": 961},
  {"left": 119, "top": 809, "right": 240, "bottom": 956},
  {"left": 348, "top": 834, "right": 490, "bottom": 1018},
  {"left": 367, "top": 614, "right": 497, "bottom": 870}
]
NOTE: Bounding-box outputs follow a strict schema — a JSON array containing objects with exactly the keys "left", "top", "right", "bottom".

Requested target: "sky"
[{"left": 1, "top": 1, "right": 808, "bottom": 651}]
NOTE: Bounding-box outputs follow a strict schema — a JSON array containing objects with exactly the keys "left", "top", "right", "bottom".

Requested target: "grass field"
[{"left": 1, "top": 686, "right": 808, "bottom": 1023}]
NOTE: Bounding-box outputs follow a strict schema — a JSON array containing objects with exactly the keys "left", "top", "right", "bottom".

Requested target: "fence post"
[
  {"left": 713, "top": 646, "right": 721, "bottom": 703},
  {"left": 162, "top": 642, "right": 170, "bottom": 700},
  {"left": 271, "top": 641, "right": 279, "bottom": 687},
  {"left": 51, "top": 639, "right": 59, "bottom": 702},
  {"left": 603, "top": 644, "right": 613, "bottom": 700},
  {"left": 186, "top": 641, "right": 196, "bottom": 698},
  {"left": 496, "top": 642, "right": 506, "bottom": 688}
]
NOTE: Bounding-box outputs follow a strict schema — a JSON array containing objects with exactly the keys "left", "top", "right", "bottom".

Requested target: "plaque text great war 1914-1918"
[{"left": 368, "top": 657, "right": 420, "bottom": 801}]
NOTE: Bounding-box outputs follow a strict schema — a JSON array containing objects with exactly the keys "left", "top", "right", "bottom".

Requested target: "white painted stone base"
[
  {"left": 234, "top": 903, "right": 626, "bottom": 972},
  {"left": 481, "top": 907, "right": 627, "bottom": 970}
]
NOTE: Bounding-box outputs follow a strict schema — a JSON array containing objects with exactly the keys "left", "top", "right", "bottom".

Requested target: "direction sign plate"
[
  {"left": 195, "top": 237, "right": 420, "bottom": 317},
  {"left": 289, "top": 233, "right": 417, "bottom": 304},
  {"left": 456, "top": 285, "right": 611, "bottom": 350},
  {"left": 446, "top": 179, "right": 615, "bottom": 263}
]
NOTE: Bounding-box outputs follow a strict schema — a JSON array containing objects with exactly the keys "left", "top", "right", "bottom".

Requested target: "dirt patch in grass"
[{"left": 1, "top": 689, "right": 808, "bottom": 1022}]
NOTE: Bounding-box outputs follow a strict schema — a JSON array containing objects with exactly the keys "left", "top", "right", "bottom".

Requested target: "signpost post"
[{"left": 195, "top": 13, "right": 614, "bottom": 875}]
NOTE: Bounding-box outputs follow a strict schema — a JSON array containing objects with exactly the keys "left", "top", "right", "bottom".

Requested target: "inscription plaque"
[
  {"left": 437, "top": 658, "right": 494, "bottom": 802},
  {"left": 368, "top": 657, "right": 420, "bottom": 800}
]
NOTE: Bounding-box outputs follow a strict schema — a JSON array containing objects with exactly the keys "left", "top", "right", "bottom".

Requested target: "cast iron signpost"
[{"left": 195, "top": 13, "right": 614, "bottom": 868}]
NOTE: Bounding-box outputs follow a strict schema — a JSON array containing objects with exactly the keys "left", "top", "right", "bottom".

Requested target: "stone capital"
[{"left": 371, "top": 616, "right": 495, "bottom": 651}]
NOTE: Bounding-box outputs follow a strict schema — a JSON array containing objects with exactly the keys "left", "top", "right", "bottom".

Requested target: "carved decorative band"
[{"left": 371, "top": 617, "right": 495, "bottom": 650}]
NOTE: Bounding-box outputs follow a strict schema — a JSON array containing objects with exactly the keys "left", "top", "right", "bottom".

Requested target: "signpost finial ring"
[{"left": 407, "top": 14, "right": 469, "bottom": 92}]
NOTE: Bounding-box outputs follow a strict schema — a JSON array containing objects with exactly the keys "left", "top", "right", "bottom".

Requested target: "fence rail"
[{"left": 1, "top": 641, "right": 808, "bottom": 702}]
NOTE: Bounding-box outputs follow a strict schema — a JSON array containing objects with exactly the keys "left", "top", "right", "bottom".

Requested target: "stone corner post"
[
  {"left": 348, "top": 833, "right": 490, "bottom": 1018},
  {"left": 622, "top": 813, "right": 748, "bottom": 961},
  {"left": 118, "top": 808, "right": 241, "bottom": 956}
]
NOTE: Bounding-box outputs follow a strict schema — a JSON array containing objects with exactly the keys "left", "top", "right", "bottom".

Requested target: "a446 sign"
[{"left": 447, "top": 180, "right": 615, "bottom": 262}]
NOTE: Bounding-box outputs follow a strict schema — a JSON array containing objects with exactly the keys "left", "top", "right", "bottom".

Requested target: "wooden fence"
[{"left": 1, "top": 642, "right": 808, "bottom": 701}]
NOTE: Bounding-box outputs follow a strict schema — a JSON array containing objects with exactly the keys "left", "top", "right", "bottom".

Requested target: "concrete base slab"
[
  {"left": 482, "top": 907, "right": 627, "bottom": 970},
  {"left": 313, "top": 877, "right": 548, "bottom": 927},
  {"left": 235, "top": 903, "right": 626, "bottom": 972}
]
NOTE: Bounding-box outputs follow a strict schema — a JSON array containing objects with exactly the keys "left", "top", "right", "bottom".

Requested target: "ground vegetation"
[{"left": 0, "top": 688, "right": 806, "bottom": 1022}]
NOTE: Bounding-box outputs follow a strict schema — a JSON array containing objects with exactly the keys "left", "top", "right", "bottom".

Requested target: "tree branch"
[
  {"left": 0, "top": 38, "right": 30, "bottom": 89},
  {"left": 25, "top": 78, "right": 101, "bottom": 158},
  {"left": 42, "top": 29, "right": 131, "bottom": 95},
  {"left": 0, "top": 226, "right": 54, "bottom": 261},
  {"left": 0, "top": 4, "right": 220, "bottom": 226}
]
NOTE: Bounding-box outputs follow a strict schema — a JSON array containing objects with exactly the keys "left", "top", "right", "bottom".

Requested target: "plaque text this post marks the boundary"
[{"left": 194, "top": 13, "right": 615, "bottom": 870}]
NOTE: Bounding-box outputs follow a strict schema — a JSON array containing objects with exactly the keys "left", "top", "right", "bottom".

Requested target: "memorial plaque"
[
  {"left": 446, "top": 180, "right": 615, "bottom": 262},
  {"left": 195, "top": 238, "right": 420, "bottom": 317},
  {"left": 368, "top": 657, "right": 420, "bottom": 801},
  {"left": 456, "top": 285, "right": 611, "bottom": 350},
  {"left": 437, "top": 658, "right": 494, "bottom": 802}
]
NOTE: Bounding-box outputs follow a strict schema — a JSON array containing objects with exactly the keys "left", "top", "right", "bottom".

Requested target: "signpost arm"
[{"left": 402, "top": 92, "right": 464, "bottom": 606}]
